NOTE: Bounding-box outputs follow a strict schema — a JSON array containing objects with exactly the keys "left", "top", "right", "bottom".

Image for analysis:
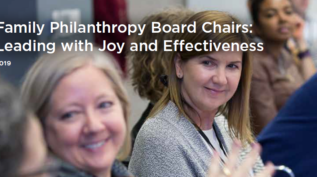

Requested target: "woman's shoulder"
[
  {"left": 252, "top": 50, "right": 270, "bottom": 60},
  {"left": 134, "top": 101, "right": 198, "bottom": 150},
  {"left": 136, "top": 112, "right": 185, "bottom": 145},
  {"left": 251, "top": 51, "right": 274, "bottom": 80},
  {"left": 251, "top": 51, "right": 273, "bottom": 68},
  {"left": 140, "top": 101, "right": 186, "bottom": 133},
  {"left": 137, "top": 116, "right": 179, "bottom": 142}
]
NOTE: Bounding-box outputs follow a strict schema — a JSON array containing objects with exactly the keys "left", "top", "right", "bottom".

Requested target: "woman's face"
[
  {"left": 175, "top": 50, "right": 242, "bottom": 115},
  {"left": 45, "top": 65, "right": 126, "bottom": 175},
  {"left": 256, "top": 0, "right": 294, "bottom": 42}
]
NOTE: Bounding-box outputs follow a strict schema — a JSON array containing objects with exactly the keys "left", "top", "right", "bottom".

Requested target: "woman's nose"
[
  {"left": 278, "top": 12, "right": 289, "bottom": 23},
  {"left": 212, "top": 68, "right": 227, "bottom": 86},
  {"left": 83, "top": 112, "right": 104, "bottom": 134}
]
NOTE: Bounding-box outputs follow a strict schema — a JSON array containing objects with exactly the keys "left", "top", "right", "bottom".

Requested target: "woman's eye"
[
  {"left": 202, "top": 61, "right": 214, "bottom": 66},
  {"left": 227, "top": 64, "right": 239, "bottom": 69},
  {"left": 265, "top": 13, "right": 274, "bottom": 18},
  {"left": 98, "top": 101, "right": 113, "bottom": 109},
  {"left": 285, "top": 10, "right": 293, "bottom": 15},
  {"left": 60, "top": 112, "right": 77, "bottom": 120}
]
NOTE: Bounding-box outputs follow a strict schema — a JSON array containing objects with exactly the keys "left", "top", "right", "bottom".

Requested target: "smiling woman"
[
  {"left": 174, "top": 50, "right": 243, "bottom": 128},
  {"left": 45, "top": 65, "right": 126, "bottom": 174},
  {"left": 20, "top": 48, "right": 132, "bottom": 177},
  {"left": 129, "top": 10, "right": 272, "bottom": 177}
]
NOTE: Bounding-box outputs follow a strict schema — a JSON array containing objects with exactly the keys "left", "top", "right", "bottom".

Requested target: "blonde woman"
[
  {"left": 0, "top": 78, "right": 87, "bottom": 177},
  {"left": 21, "top": 49, "right": 132, "bottom": 177},
  {"left": 129, "top": 11, "right": 272, "bottom": 177}
]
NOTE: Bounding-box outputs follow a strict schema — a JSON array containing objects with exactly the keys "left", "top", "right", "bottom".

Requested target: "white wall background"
[
  {"left": 186, "top": 0, "right": 251, "bottom": 23},
  {"left": 128, "top": 0, "right": 185, "bottom": 24},
  {"left": 307, "top": 1, "right": 317, "bottom": 18}
]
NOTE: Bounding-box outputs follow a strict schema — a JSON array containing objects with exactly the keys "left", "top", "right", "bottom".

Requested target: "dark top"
[
  {"left": 258, "top": 73, "right": 317, "bottom": 177},
  {"left": 122, "top": 102, "right": 154, "bottom": 167},
  {"left": 56, "top": 158, "right": 131, "bottom": 177},
  {"left": 131, "top": 102, "right": 154, "bottom": 148}
]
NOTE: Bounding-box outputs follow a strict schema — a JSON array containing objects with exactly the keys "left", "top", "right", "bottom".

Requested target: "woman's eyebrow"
[
  {"left": 262, "top": 8, "right": 277, "bottom": 13},
  {"left": 230, "top": 61, "right": 242, "bottom": 64},
  {"left": 284, "top": 5, "right": 293, "bottom": 10},
  {"left": 199, "top": 55, "right": 217, "bottom": 61},
  {"left": 96, "top": 94, "right": 115, "bottom": 101}
]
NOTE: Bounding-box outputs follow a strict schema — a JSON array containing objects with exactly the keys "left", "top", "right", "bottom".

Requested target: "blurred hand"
[
  {"left": 293, "top": 13, "right": 305, "bottom": 41},
  {"left": 207, "top": 140, "right": 275, "bottom": 177}
]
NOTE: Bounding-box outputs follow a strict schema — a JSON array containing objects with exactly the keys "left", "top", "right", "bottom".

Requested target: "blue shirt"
[{"left": 258, "top": 73, "right": 317, "bottom": 177}]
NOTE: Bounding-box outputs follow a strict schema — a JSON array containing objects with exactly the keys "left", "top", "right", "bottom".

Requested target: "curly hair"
[{"left": 129, "top": 7, "right": 194, "bottom": 103}]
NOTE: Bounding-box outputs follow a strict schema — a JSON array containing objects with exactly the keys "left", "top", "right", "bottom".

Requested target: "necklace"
[{"left": 196, "top": 124, "right": 228, "bottom": 165}]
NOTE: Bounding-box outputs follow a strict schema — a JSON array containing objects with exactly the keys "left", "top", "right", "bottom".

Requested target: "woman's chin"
[{"left": 82, "top": 159, "right": 114, "bottom": 175}]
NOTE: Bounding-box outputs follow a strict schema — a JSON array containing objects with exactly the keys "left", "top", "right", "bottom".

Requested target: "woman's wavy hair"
[{"left": 129, "top": 7, "right": 194, "bottom": 103}]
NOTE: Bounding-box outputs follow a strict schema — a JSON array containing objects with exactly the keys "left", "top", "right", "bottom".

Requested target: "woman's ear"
[{"left": 174, "top": 54, "right": 184, "bottom": 79}]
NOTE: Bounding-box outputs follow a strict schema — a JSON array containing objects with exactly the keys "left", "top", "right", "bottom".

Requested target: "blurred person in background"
[
  {"left": 21, "top": 49, "right": 132, "bottom": 177},
  {"left": 129, "top": 7, "right": 194, "bottom": 150},
  {"left": 249, "top": 0, "right": 315, "bottom": 135}
]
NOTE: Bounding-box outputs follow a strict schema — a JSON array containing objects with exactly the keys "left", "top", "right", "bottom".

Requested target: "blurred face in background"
[
  {"left": 45, "top": 65, "right": 126, "bottom": 176},
  {"left": 256, "top": 0, "right": 295, "bottom": 42}
]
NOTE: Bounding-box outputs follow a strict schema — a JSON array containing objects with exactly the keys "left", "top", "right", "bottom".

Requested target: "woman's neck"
[
  {"left": 95, "top": 168, "right": 111, "bottom": 177},
  {"left": 184, "top": 105, "right": 217, "bottom": 130},
  {"left": 263, "top": 39, "right": 285, "bottom": 59}
]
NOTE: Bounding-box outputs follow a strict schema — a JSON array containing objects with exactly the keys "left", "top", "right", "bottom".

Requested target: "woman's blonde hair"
[
  {"left": 150, "top": 11, "right": 254, "bottom": 143},
  {"left": 129, "top": 7, "right": 194, "bottom": 103},
  {"left": 21, "top": 48, "right": 131, "bottom": 160}
]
